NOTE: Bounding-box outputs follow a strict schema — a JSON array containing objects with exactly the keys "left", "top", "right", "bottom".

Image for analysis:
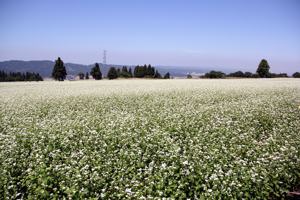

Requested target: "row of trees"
[
  {"left": 76, "top": 63, "right": 170, "bottom": 80},
  {"left": 52, "top": 57, "right": 171, "bottom": 81},
  {"left": 0, "top": 71, "right": 43, "bottom": 82},
  {"left": 52, "top": 57, "right": 299, "bottom": 80},
  {"left": 195, "top": 59, "right": 300, "bottom": 79}
]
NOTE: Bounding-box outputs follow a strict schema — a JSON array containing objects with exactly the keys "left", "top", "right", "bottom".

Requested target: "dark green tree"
[
  {"left": 107, "top": 67, "right": 118, "bottom": 79},
  {"left": 164, "top": 72, "right": 170, "bottom": 79},
  {"left": 204, "top": 71, "right": 225, "bottom": 79},
  {"left": 0, "top": 71, "right": 43, "bottom": 82},
  {"left": 119, "top": 66, "right": 132, "bottom": 78},
  {"left": 90, "top": 63, "right": 102, "bottom": 80},
  {"left": 256, "top": 59, "right": 270, "bottom": 78},
  {"left": 78, "top": 72, "right": 84, "bottom": 80},
  {"left": 117, "top": 68, "right": 121, "bottom": 77},
  {"left": 85, "top": 72, "right": 89, "bottom": 79},
  {"left": 52, "top": 57, "right": 67, "bottom": 81},
  {"left": 128, "top": 68, "right": 133, "bottom": 77},
  {"left": 153, "top": 70, "right": 162, "bottom": 79},
  {"left": 293, "top": 72, "right": 300, "bottom": 78}
]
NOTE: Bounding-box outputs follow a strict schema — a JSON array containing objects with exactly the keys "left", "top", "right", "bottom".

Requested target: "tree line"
[
  {"left": 52, "top": 57, "right": 171, "bottom": 81},
  {"left": 190, "top": 59, "right": 300, "bottom": 79},
  {"left": 0, "top": 70, "right": 43, "bottom": 82}
]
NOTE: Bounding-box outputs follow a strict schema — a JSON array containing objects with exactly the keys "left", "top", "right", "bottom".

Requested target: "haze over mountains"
[{"left": 0, "top": 60, "right": 215, "bottom": 77}]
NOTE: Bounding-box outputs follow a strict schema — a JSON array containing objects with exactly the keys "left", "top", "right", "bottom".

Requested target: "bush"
[
  {"left": 292, "top": 72, "right": 300, "bottom": 78},
  {"left": 204, "top": 71, "right": 226, "bottom": 79}
]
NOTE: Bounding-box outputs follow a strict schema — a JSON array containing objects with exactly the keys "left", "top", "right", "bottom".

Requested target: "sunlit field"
[{"left": 0, "top": 79, "right": 300, "bottom": 199}]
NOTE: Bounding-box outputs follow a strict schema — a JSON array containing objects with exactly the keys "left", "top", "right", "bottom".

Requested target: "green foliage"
[
  {"left": 163, "top": 72, "right": 170, "bottom": 79},
  {"left": 187, "top": 74, "right": 192, "bottom": 79},
  {"left": 204, "top": 71, "right": 225, "bottom": 78},
  {"left": 1, "top": 80, "right": 299, "bottom": 199},
  {"left": 107, "top": 67, "right": 118, "bottom": 79},
  {"left": 85, "top": 72, "right": 89, "bottom": 79},
  {"left": 52, "top": 57, "right": 67, "bottom": 81},
  {"left": 90, "top": 63, "right": 102, "bottom": 80},
  {"left": 118, "top": 66, "right": 133, "bottom": 78},
  {"left": 227, "top": 71, "right": 245, "bottom": 78},
  {"left": 78, "top": 72, "right": 84, "bottom": 80},
  {"left": 257, "top": 59, "right": 270, "bottom": 78},
  {"left": 268, "top": 73, "right": 288, "bottom": 78},
  {"left": 153, "top": 70, "right": 162, "bottom": 78},
  {"left": 0, "top": 71, "right": 43, "bottom": 82},
  {"left": 134, "top": 64, "right": 159, "bottom": 78},
  {"left": 128, "top": 68, "right": 133, "bottom": 77},
  {"left": 292, "top": 72, "right": 300, "bottom": 78}
]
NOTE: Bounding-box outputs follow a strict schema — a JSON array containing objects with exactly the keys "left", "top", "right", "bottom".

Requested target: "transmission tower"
[{"left": 103, "top": 50, "right": 107, "bottom": 65}]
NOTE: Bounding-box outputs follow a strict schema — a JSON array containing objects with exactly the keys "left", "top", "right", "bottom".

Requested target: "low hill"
[{"left": 0, "top": 60, "right": 209, "bottom": 77}]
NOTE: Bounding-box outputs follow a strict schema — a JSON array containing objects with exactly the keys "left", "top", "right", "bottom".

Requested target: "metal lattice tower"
[{"left": 103, "top": 50, "right": 107, "bottom": 65}]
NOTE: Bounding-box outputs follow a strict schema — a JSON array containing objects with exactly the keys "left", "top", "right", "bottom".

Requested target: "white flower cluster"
[{"left": 0, "top": 79, "right": 299, "bottom": 199}]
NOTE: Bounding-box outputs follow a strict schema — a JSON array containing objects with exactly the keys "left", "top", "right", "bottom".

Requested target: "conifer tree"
[
  {"left": 90, "top": 63, "right": 102, "bottom": 80},
  {"left": 164, "top": 72, "right": 170, "bottom": 79},
  {"left": 154, "top": 70, "right": 162, "bottom": 78},
  {"left": 52, "top": 57, "right": 67, "bottom": 81},
  {"left": 107, "top": 67, "right": 118, "bottom": 79},
  {"left": 85, "top": 72, "right": 89, "bottom": 79},
  {"left": 128, "top": 68, "right": 133, "bottom": 77}
]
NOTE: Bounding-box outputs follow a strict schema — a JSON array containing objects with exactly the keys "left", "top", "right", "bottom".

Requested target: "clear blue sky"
[{"left": 0, "top": 0, "right": 299, "bottom": 73}]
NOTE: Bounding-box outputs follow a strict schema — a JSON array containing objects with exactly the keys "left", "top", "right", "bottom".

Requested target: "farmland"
[{"left": 0, "top": 79, "right": 300, "bottom": 199}]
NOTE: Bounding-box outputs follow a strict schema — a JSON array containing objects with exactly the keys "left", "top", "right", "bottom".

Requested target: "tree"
[
  {"left": 256, "top": 59, "right": 270, "bottom": 78},
  {"left": 204, "top": 71, "right": 225, "bottom": 78},
  {"left": 153, "top": 70, "right": 162, "bottom": 79},
  {"left": 187, "top": 74, "right": 192, "bottom": 79},
  {"left": 90, "top": 63, "right": 102, "bottom": 80},
  {"left": 119, "top": 66, "right": 132, "bottom": 78},
  {"left": 117, "top": 68, "right": 121, "bottom": 77},
  {"left": 78, "top": 72, "right": 84, "bottom": 80},
  {"left": 128, "top": 68, "right": 133, "bottom": 78},
  {"left": 85, "top": 72, "right": 89, "bottom": 79},
  {"left": 107, "top": 67, "right": 118, "bottom": 79},
  {"left": 164, "top": 72, "right": 170, "bottom": 79},
  {"left": 292, "top": 72, "right": 300, "bottom": 78},
  {"left": 228, "top": 71, "right": 244, "bottom": 78},
  {"left": 244, "top": 72, "right": 253, "bottom": 78},
  {"left": 0, "top": 71, "right": 43, "bottom": 82},
  {"left": 52, "top": 57, "right": 67, "bottom": 81}
]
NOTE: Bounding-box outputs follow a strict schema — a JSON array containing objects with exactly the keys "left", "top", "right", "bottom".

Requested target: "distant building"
[{"left": 66, "top": 75, "right": 75, "bottom": 81}]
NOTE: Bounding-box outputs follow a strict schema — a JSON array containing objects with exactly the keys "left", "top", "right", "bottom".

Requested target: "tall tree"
[
  {"left": 154, "top": 70, "right": 162, "bottom": 79},
  {"left": 78, "top": 72, "right": 84, "bottom": 80},
  {"left": 256, "top": 59, "right": 270, "bottom": 78},
  {"left": 163, "top": 72, "right": 170, "bottom": 79},
  {"left": 85, "top": 72, "right": 89, "bottom": 79},
  {"left": 293, "top": 72, "right": 300, "bottom": 78},
  {"left": 107, "top": 67, "right": 118, "bottom": 79},
  {"left": 128, "top": 68, "right": 133, "bottom": 78},
  {"left": 90, "top": 63, "right": 102, "bottom": 80},
  {"left": 52, "top": 57, "right": 67, "bottom": 81}
]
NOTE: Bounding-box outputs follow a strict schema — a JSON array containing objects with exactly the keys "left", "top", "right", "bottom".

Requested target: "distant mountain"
[
  {"left": 0, "top": 60, "right": 111, "bottom": 77},
  {"left": 0, "top": 60, "right": 210, "bottom": 78}
]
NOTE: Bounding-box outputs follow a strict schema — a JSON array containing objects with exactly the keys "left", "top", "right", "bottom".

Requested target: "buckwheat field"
[{"left": 0, "top": 79, "right": 299, "bottom": 199}]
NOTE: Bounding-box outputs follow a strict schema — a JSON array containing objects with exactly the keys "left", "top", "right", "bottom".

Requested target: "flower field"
[{"left": 0, "top": 79, "right": 300, "bottom": 199}]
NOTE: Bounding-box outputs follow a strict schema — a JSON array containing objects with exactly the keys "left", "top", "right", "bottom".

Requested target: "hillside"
[{"left": 0, "top": 60, "right": 209, "bottom": 77}]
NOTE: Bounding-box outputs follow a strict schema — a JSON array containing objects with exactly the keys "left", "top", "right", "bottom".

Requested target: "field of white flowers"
[{"left": 0, "top": 79, "right": 300, "bottom": 199}]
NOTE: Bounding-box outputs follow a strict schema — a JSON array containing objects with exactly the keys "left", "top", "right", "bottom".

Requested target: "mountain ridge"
[{"left": 0, "top": 60, "right": 212, "bottom": 77}]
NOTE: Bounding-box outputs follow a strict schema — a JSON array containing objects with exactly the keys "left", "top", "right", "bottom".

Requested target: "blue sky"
[{"left": 0, "top": 0, "right": 299, "bottom": 73}]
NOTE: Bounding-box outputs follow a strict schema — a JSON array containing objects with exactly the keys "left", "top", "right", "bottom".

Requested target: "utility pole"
[{"left": 103, "top": 50, "right": 107, "bottom": 65}]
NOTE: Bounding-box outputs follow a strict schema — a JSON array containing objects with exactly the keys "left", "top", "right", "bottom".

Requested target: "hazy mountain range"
[{"left": 0, "top": 60, "right": 216, "bottom": 78}]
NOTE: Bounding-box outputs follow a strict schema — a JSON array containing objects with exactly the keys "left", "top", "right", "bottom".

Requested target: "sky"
[{"left": 0, "top": 0, "right": 299, "bottom": 73}]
